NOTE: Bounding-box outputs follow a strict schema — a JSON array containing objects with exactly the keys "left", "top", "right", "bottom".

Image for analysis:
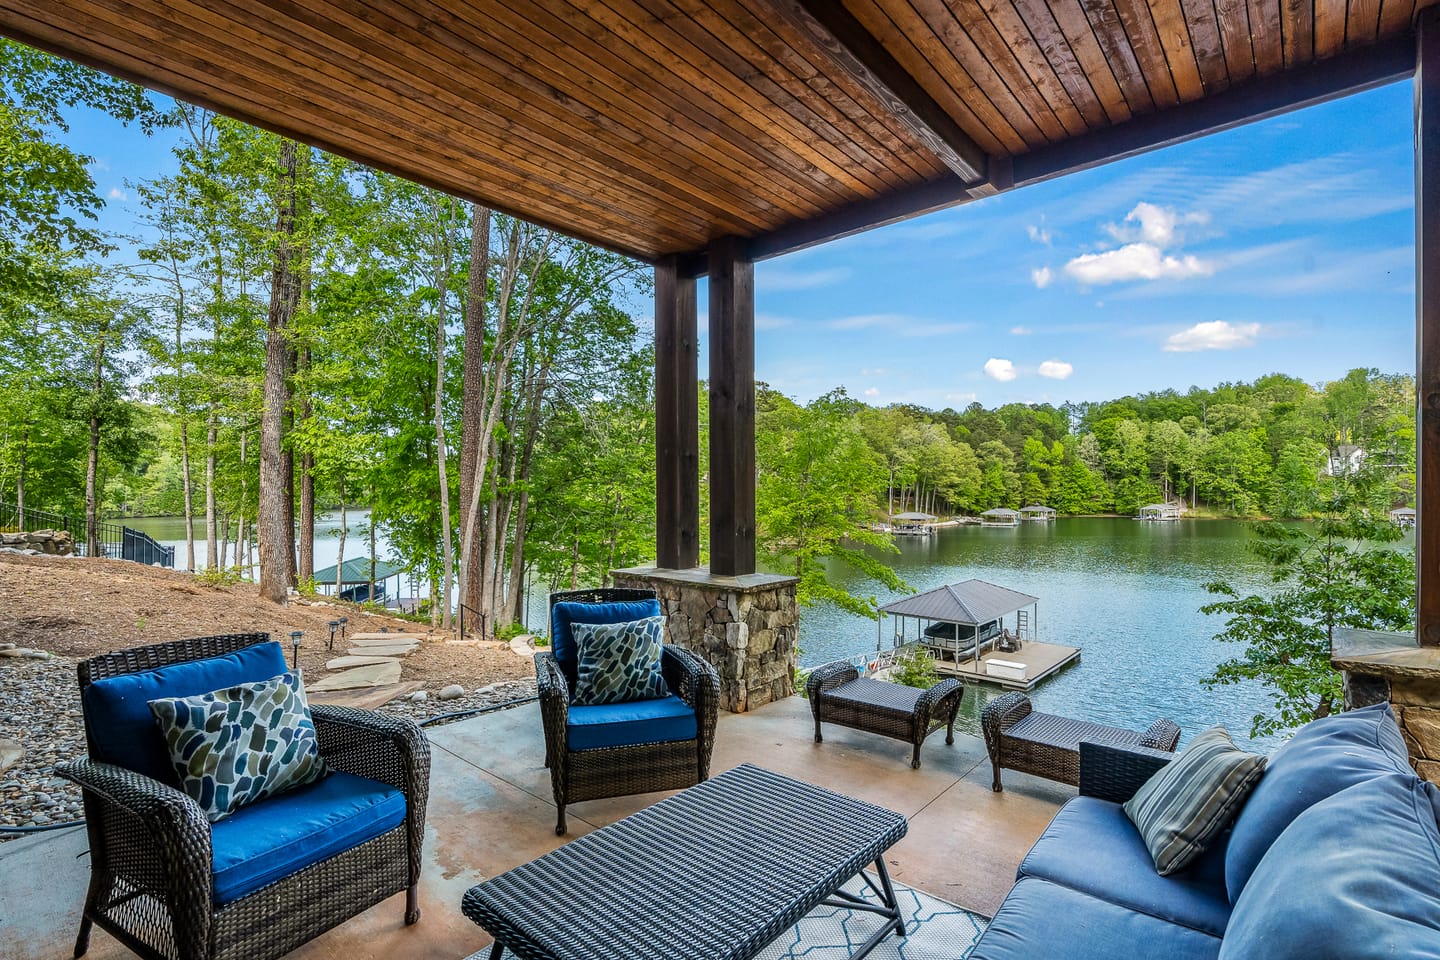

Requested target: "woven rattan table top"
[{"left": 461, "top": 763, "right": 908, "bottom": 960}]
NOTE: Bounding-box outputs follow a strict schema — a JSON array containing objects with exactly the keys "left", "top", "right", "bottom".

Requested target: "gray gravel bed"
[
  {"left": 0, "top": 656, "right": 86, "bottom": 835},
  {"left": 0, "top": 658, "right": 537, "bottom": 837}
]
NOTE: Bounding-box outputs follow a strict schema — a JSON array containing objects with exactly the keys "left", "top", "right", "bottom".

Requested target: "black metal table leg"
[{"left": 817, "top": 857, "right": 906, "bottom": 959}]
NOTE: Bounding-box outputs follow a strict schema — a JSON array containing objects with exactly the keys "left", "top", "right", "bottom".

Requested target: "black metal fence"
[{"left": 0, "top": 502, "right": 175, "bottom": 567}]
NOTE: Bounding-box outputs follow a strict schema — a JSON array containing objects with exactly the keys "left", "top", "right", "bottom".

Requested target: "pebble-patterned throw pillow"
[
  {"left": 571, "top": 616, "right": 670, "bottom": 706},
  {"left": 148, "top": 671, "right": 328, "bottom": 822}
]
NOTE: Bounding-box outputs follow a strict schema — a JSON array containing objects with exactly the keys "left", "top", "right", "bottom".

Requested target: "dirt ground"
[{"left": 0, "top": 552, "right": 532, "bottom": 690}]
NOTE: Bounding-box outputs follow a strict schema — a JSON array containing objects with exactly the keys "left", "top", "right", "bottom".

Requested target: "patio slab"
[{"left": 0, "top": 693, "right": 1066, "bottom": 958}]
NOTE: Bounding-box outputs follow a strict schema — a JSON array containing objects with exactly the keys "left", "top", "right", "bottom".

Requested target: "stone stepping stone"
[
  {"left": 325, "top": 654, "right": 400, "bottom": 671},
  {"left": 309, "top": 681, "right": 424, "bottom": 710},
  {"left": 508, "top": 635, "right": 538, "bottom": 658},
  {"left": 347, "top": 643, "right": 416, "bottom": 658},
  {"left": 308, "top": 661, "right": 403, "bottom": 692},
  {"left": 349, "top": 633, "right": 425, "bottom": 644}
]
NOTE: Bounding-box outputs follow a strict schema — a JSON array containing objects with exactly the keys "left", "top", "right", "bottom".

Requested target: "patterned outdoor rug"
[
  {"left": 757, "top": 877, "right": 988, "bottom": 960},
  {"left": 464, "top": 878, "right": 988, "bottom": 960}
]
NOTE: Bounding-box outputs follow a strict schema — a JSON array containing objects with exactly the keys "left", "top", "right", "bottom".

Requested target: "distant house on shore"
[{"left": 1325, "top": 444, "right": 1365, "bottom": 477}]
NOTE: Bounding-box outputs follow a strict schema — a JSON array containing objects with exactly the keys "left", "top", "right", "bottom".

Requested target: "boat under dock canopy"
[{"left": 877, "top": 579, "right": 1079, "bottom": 690}]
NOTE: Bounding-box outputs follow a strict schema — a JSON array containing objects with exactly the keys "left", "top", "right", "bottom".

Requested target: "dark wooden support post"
[
  {"left": 708, "top": 236, "right": 756, "bottom": 576},
  {"left": 1420, "top": 7, "right": 1440, "bottom": 646},
  {"left": 655, "top": 255, "right": 699, "bottom": 569}
]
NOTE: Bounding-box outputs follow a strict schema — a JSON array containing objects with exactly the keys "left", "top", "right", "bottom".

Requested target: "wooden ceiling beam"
[
  {"left": 748, "top": 34, "right": 1416, "bottom": 263},
  {"left": 769, "top": 0, "right": 990, "bottom": 184}
]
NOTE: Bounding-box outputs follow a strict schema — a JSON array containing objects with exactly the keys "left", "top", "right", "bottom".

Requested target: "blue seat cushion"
[
  {"left": 566, "top": 695, "right": 697, "bottom": 751},
  {"left": 1220, "top": 774, "right": 1440, "bottom": 960},
  {"left": 1224, "top": 701, "right": 1411, "bottom": 902},
  {"left": 969, "top": 877, "right": 1221, "bottom": 960},
  {"left": 1019, "top": 796, "right": 1231, "bottom": 937},
  {"left": 211, "top": 770, "right": 406, "bottom": 905},
  {"left": 551, "top": 599, "right": 662, "bottom": 690},
  {"left": 82, "top": 641, "right": 289, "bottom": 784}
]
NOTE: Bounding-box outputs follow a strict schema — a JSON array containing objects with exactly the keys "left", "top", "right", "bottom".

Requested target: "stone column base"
[
  {"left": 613, "top": 566, "right": 799, "bottom": 713},
  {"left": 1333, "top": 628, "right": 1440, "bottom": 783}
]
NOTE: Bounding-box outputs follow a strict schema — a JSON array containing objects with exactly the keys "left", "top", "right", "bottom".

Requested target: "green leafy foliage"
[
  {"left": 890, "top": 646, "right": 939, "bottom": 690},
  {"left": 1201, "top": 469, "right": 1416, "bottom": 737}
]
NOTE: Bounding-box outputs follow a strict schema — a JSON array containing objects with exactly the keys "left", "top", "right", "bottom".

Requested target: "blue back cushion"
[
  {"left": 550, "top": 598, "right": 661, "bottom": 689},
  {"left": 1224, "top": 702, "right": 1411, "bottom": 903},
  {"left": 82, "top": 641, "right": 289, "bottom": 784},
  {"left": 1219, "top": 774, "right": 1440, "bottom": 960}
]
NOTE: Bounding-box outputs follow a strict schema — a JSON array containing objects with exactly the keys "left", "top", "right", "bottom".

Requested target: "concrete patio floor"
[{"left": 0, "top": 694, "right": 1072, "bottom": 960}]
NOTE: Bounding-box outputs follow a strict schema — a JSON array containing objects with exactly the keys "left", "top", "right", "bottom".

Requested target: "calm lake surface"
[
  {"left": 126, "top": 512, "right": 1407, "bottom": 751},
  {"left": 800, "top": 518, "right": 1413, "bottom": 751}
]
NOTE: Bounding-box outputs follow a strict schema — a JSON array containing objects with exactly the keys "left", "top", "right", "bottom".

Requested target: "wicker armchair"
[
  {"left": 57, "top": 633, "right": 430, "bottom": 960},
  {"left": 539, "top": 588, "right": 720, "bottom": 835},
  {"left": 981, "top": 691, "right": 1180, "bottom": 792}
]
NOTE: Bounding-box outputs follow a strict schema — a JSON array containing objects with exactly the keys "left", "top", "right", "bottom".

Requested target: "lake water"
[
  {"left": 126, "top": 512, "right": 1406, "bottom": 751},
  {"left": 800, "top": 518, "right": 1413, "bottom": 751}
]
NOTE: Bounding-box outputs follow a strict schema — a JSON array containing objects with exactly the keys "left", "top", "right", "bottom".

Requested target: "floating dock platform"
[{"left": 931, "top": 640, "right": 1080, "bottom": 690}]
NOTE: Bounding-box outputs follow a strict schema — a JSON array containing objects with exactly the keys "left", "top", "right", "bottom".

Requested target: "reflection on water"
[{"left": 802, "top": 518, "right": 1411, "bottom": 750}]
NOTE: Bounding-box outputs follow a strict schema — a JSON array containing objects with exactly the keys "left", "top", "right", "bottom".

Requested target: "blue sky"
[{"left": 69, "top": 80, "right": 1416, "bottom": 410}]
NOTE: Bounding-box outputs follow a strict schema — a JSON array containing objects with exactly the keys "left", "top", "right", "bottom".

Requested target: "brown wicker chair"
[
  {"left": 57, "top": 633, "right": 430, "bottom": 960},
  {"left": 981, "top": 691, "right": 1180, "bottom": 792},
  {"left": 539, "top": 588, "right": 720, "bottom": 835}
]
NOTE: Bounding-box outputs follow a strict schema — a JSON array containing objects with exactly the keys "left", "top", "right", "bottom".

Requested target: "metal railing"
[{"left": 0, "top": 502, "right": 175, "bottom": 567}]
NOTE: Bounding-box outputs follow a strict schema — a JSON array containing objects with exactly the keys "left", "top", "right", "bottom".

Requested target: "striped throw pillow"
[{"left": 1124, "top": 725, "right": 1267, "bottom": 875}]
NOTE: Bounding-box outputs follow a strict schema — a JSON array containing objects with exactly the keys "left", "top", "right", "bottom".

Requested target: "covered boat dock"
[{"left": 878, "top": 579, "right": 1080, "bottom": 690}]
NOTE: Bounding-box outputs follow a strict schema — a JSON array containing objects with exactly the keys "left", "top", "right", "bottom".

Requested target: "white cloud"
[
  {"left": 1010, "top": 326, "right": 1032, "bottom": 336},
  {"left": 108, "top": 187, "right": 128, "bottom": 202},
  {"left": 1027, "top": 224, "right": 1052, "bottom": 245},
  {"left": 759, "top": 266, "right": 852, "bottom": 291},
  {"left": 945, "top": 392, "right": 978, "bottom": 404},
  {"left": 984, "top": 358, "right": 1017, "bottom": 382},
  {"left": 1037, "top": 360, "right": 1073, "bottom": 380},
  {"left": 1064, "top": 243, "right": 1215, "bottom": 285},
  {"left": 827, "top": 313, "right": 911, "bottom": 330},
  {"left": 863, "top": 387, "right": 880, "bottom": 397},
  {"left": 755, "top": 313, "right": 794, "bottom": 331},
  {"left": 1030, "top": 266, "right": 1053, "bottom": 288},
  {"left": 861, "top": 367, "right": 888, "bottom": 376},
  {"left": 1105, "top": 202, "right": 1209, "bottom": 247},
  {"left": 1163, "top": 320, "right": 1261, "bottom": 352}
]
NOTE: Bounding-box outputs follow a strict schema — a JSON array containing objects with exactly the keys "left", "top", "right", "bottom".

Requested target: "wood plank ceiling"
[{"left": 0, "top": 0, "right": 1426, "bottom": 264}]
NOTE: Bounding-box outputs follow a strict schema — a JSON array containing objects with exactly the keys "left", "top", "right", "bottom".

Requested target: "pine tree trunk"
[
  {"left": 205, "top": 417, "right": 216, "bottom": 569},
  {"left": 236, "top": 429, "right": 247, "bottom": 576},
  {"left": 433, "top": 205, "right": 455, "bottom": 629},
  {"left": 258, "top": 139, "right": 301, "bottom": 604},
  {"left": 282, "top": 355, "right": 296, "bottom": 587},
  {"left": 219, "top": 516, "right": 228, "bottom": 569},
  {"left": 85, "top": 325, "right": 105, "bottom": 559},
  {"left": 336, "top": 495, "right": 347, "bottom": 595},
  {"left": 458, "top": 206, "right": 490, "bottom": 626},
  {"left": 179, "top": 420, "right": 195, "bottom": 571},
  {"left": 297, "top": 344, "right": 315, "bottom": 585}
]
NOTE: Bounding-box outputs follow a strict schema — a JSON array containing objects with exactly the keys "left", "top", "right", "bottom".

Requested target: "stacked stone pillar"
[
  {"left": 1332, "top": 627, "right": 1440, "bottom": 782},
  {"left": 613, "top": 566, "right": 798, "bottom": 713}
]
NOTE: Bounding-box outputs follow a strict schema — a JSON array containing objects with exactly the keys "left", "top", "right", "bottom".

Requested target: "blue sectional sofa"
[{"left": 968, "top": 703, "right": 1440, "bottom": 959}]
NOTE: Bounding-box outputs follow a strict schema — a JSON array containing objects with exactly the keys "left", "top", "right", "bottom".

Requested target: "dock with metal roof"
[{"left": 877, "top": 579, "right": 1079, "bottom": 690}]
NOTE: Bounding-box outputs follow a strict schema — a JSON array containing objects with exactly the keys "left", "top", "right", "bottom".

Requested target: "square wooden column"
[
  {"left": 708, "top": 236, "right": 756, "bottom": 576},
  {"left": 654, "top": 255, "right": 699, "bottom": 569},
  {"left": 1420, "top": 6, "right": 1440, "bottom": 646}
]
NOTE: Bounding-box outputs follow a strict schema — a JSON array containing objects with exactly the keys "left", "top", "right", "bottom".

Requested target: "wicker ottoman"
[
  {"left": 807, "top": 662, "right": 965, "bottom": 768},
  {"left": 981, "top": 691, "right": 1180, "bottom": 792}
]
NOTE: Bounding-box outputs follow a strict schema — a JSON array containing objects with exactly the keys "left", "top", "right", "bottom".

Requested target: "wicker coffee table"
[{"left": 461, "top": 763, "right": 909, "bottom": 960}]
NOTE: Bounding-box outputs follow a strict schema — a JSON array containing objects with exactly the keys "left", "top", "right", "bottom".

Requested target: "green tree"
[
  {"left": 1201, "top": 470, "right": 1416, "bottom": 737},
  {"left": 756, "top": 388, "right": 906, "bottom": 618}
]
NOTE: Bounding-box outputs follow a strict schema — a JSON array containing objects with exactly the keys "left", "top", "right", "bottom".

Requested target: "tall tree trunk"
[
  {"left": 298, "top": 344, "right": 315, "bottom": 585},
  {"left": 458, "top": 205, "right": 490, "bottom": 629},
  {"left": 368, "top": 502, "right": 377, "bottom": 602},
  {"left": 258, "top": 139, "right": 301, "bottom": 603},
  {"left": 205, "top": 417, "right": 216, "bottom": 569},
  {"left": 236, "top": 429, "right": 248, "bottom": 575},
  {"left": 432, "top": 199, "right": 456, "bottom": 629},
  {"left": 15, "top": 428, "right": 25, "bottom": 522},
  {"left": 219, "top": 515, "right": 229, "bottom": 569},
  {"left": 282, "top": 354, "right": 296, "bottom": 587},
  {"left": 335, "top": 493, "right": 347, "bottom": 595},
  {"left": 85, "top": 322, "right": 106, "bottom": 559},
  {"left": 179, "top": 420, "right": 195, "bottom": 570}
]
